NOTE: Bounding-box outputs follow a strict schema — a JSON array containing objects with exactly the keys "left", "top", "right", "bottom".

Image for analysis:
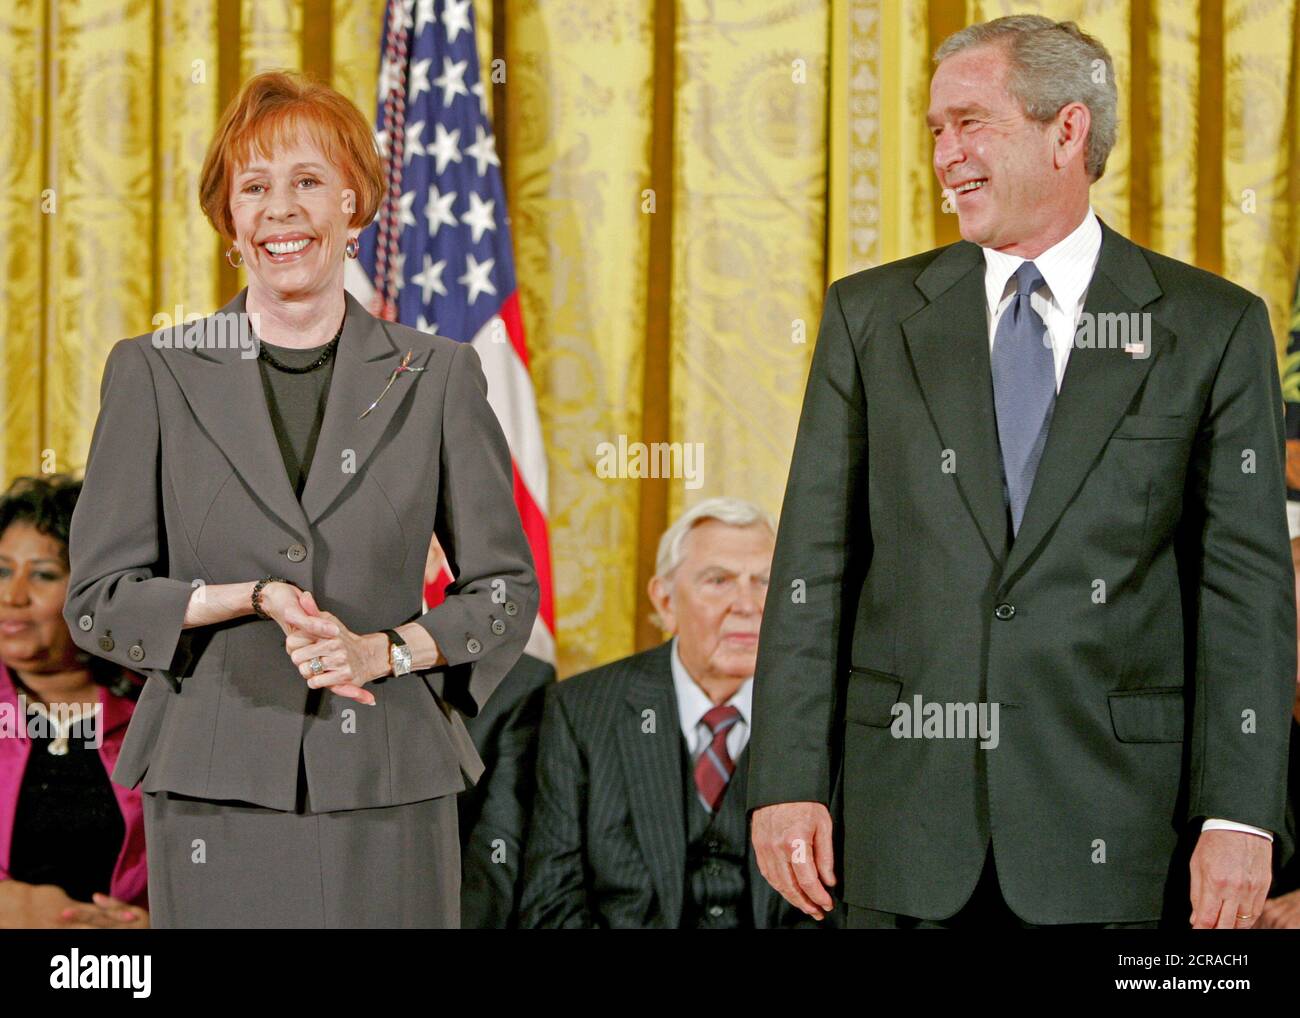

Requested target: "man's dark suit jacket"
[
  {"left": 521, "top": 642, "right": 826, "bottom": 928},
  {"left": 458, "top": 652, "right": 554, "bottom": 928},
  {"left": 748, "top": 220, "right": 1296, "bottom": 924}
]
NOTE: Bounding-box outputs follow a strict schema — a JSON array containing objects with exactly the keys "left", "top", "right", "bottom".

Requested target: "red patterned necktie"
[{"left": 694, "top": 704, "right": 742, "bottom": 814}]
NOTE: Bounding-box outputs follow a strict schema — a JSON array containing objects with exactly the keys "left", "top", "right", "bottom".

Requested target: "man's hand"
[
  {"left": 751, "top": 801, "right": 836, "bottom": 920},
  {"left": 1189, "top": 829, "right": 1272, "bottom": 928}
]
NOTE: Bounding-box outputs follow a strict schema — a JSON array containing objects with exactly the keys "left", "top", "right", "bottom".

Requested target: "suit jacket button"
[
  {"left": 466, "top": 637, "right": 482, "bottom": 654},
  {"left": 994, "top": 603, "right": 1016, "bottom": 621},
  {"left": 708, "top": 905, "right": 725, "bottom": 918},
  {"left": 127, "top": 643, "right": 145, "bottom": 661},
  {"left": 286, "top": 543, "right": 307, "bottom": 563},
  {"left": 504, "top": 601, "right": 518, "bottom": 617},
  {"left": 98, "top": 636, "right": 115, "bottom": 652},
  {"left": 490, "top": 619, "right": 506, "bottom": 635},
  {"left": 77, "top": 614, "right": 94, "bottom": 631}
]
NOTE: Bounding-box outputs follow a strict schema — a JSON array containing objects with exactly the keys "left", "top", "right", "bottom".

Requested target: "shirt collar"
[
  {"left": 669, "top": 636, "right": 753, "bottom": 734},
  {"left": 982, "top": 207, "right": 1102, "bottom": 317}
]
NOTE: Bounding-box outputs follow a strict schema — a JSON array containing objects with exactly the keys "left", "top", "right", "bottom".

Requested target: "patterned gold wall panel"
[
  {"left": 242, "top": 0, "right": 302, "bottom": 75},
  {"left": 46, "top": 0, "right": 158, "bottom": 475},
  {"left": 827, "top": 0, "right": 884, "bottom": 280},
  {"left": 878, "top": 0, "right": 939, "bottom": 263},
  {"left": 1223, "top": 0, "right": 1299, "bottom": 356},
  {"left": 1148, "top": 0, "right": 1198, "bottom": 263},
  {"left": 671, "top": 0, "right": 828, "bottom": 526},
  {"left": 828, "top": 0, "right": 952, "bottom": 280},
  {"left": 332, "top": 0, "right": 385, "bottom": 118},
  {"left": 504, "top": 1, "right": 656, "bottom": 677},
  {"left": 156, "top": 0, "right": 220, "bottom": 326},
  {"left": 0, "top": 0, "right": 45, "bottom": 482}
]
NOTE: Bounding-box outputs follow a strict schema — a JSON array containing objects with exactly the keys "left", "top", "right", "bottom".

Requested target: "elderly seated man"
[{"left": 520, "top": 497, "right": 830, "bottom": 929}]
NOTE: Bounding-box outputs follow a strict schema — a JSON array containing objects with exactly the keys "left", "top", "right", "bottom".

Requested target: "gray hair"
[
  {"left": 933, "top": 15, "right": 1118, "bottom": 181},
  {"left": 654, "top": 497, "right": 776, "bottom": 582}
]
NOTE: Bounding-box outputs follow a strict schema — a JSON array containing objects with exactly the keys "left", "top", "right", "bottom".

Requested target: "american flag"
[{"left": 346, "top": 0, "right": 555, "bottom": 665}]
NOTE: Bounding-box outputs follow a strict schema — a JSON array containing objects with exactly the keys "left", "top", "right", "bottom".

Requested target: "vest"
[{"left": 680, "top": 738, "right": 752, "bottom": 929}]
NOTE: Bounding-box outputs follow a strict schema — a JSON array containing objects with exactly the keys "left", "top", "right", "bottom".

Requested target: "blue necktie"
[{"left": 991, "top": 261, "right": 1055, "bottom": 536}]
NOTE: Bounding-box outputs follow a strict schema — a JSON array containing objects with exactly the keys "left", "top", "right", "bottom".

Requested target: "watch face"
[{"left": 392, "top": 644, "right": 413, "bottom": 674}]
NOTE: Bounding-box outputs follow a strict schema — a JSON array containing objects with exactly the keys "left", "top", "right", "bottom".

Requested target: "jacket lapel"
[
  {"left": 1001, "top": 222, "right": 1169, "bottom": 584},
  {"left": 299, "top": 292, "right": 416, "bottom": 525},
  {"left": 156, "top": 290, "right": 309, "bottom": 539},
  {"left": 616, "top": 643, "right": 686, "bottom": 927},
  {"left": 902, "top": 242, "right": 1010, "bottom": 563},
  {"left": 155, "top": 290, "right": 419, "bottom": 538}
]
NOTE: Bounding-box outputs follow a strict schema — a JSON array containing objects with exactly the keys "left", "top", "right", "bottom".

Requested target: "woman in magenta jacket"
[{"left": 0, "top": 475, "right": 147, "bottom": 928}]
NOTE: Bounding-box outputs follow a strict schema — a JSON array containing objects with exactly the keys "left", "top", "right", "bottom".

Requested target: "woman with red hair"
[{"left": 64, "top": 72, "right": 537, "bottom": 928}]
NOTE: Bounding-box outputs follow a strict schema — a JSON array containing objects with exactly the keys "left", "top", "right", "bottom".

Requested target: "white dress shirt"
[
  {"left": 670, "top": 637, "right": 753, "bottom": 764},
  {"left": 979, "top": 209, "right": 1270, "bottom": 842}
]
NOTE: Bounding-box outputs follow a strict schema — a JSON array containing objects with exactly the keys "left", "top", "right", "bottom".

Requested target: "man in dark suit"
[
  {"left": 458, "top": 651, "right": 553, "bottom": 927},
  {"left": 521, "top": 498, "right": 826, "bottom": 928},
  {"left": 750, "top": 15, "right": 1295, "bottom": 929}
]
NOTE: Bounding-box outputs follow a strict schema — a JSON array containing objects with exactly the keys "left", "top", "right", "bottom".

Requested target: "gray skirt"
[{"left": 142, "top": 790, "right": 461, "bottom": 928}]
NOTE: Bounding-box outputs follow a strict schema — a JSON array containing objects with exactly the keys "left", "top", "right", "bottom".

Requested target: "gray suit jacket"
[{"left": 64, "top": 289, "right": 539, "bottom": 813}]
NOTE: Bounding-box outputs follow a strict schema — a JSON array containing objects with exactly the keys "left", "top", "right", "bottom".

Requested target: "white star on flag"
[
  {"left": 378, "top": 56, "right": 404, "bottom": 100},
  {"left": 411, "top": 255, "right": 448, "bottom": 303},
  {"left": 396, "top": 189, "right": 417, "bottom": 229},
  {"left": 464, "top": 125, "right": 500, "bottom": 176},
  {"left": 461, "top": 192, "right": 496, "bottom": 244},
  {"left": 458, "top": 253, "right": 496, "bottom": 305},
  {"left": 433, "top": 56, "right": 469, "bottom": 108},
  {"left": 408, "top": 57, "right": 432, "bottom": 105},
  {"left": 428, "top": 123, "right": 462, "bottom": 174},
  {"left": 425, "top": 186, "right": 458, "bottom": 237},
  {"left": 403, "top": 120, "right": 426, "bottom": 164},
  {"left": 442, "top": 0, "right": 472, "bottom": 43},
  {"left": 416, "top": 314, "right": 438, "bottom": 335},
  {"left": 414, "top": 0, "right": 436, "bottom": 34}
]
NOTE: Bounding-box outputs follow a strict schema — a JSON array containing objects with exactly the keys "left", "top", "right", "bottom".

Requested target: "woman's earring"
[
  {"left": 225, "top": 244, "right": 244, "bottom": 268},
  {"left": 345, "top": 237, "right": 360, "bottom": 259}
]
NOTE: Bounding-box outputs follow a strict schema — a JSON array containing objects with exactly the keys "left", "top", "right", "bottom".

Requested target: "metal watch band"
[{"left": 383, "top": 628, "right": 412, "bottom": 676}]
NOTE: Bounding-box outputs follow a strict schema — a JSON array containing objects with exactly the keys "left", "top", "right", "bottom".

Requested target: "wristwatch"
[{"left": 382, "top": 628, "right": 413, "bottom": 677}]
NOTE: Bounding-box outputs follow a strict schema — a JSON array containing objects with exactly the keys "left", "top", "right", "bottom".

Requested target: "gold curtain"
[{"left": 3, "top": 0, "right": 1299, "bottom": 679}]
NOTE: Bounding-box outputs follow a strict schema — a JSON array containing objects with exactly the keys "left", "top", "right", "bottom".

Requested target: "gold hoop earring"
[
  {"left": 225, "top": 244, "right": 244, "bottom": 268},
  {"left": 345, "top": 237, "right": 359, "bottom": 259}
]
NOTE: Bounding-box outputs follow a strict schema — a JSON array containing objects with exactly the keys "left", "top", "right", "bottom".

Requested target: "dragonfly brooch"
[{"left": 359, "top": 349, "right": 427, "bottom": 419}]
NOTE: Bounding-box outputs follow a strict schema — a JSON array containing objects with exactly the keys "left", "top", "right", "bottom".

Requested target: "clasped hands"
[{"left": 259, "top": 582, "right": 388, "bottom": 706}]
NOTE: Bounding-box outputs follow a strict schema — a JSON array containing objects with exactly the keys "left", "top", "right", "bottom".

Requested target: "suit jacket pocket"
[
  {"left": 1111, "top": 413, "right": 1194, "bottom": 441},
  {"left": 845, "top": 667, "right": 904, "bottom": 728},
  {"left": 1108, "top": 686, "right": 1186, "bottom": 743}
]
